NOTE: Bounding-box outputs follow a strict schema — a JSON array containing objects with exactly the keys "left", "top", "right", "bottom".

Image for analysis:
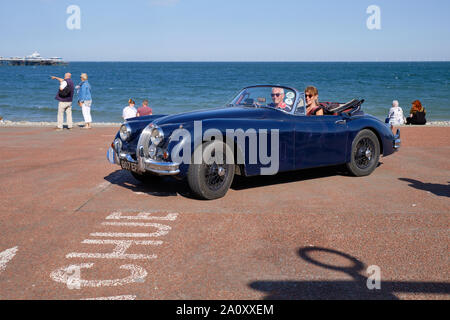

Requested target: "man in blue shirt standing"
[{"left": 77, "top": 73, "right": 93, "bottom": 129}]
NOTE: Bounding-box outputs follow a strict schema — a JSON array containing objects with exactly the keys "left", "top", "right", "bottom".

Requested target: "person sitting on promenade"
[
  {"left": 123, "top": 99, "right": 137, "bottom": 121},
  {"left": 51, "top": 73, "right": 74, "bottom": 130},
  {"left": 385, "top": 100, "right": 405, "bottom": 125},
  {"left": 305, "top": 86, "right": 324, "bottom": 116},
  {"left": 77, "top": 73, "right": 93, "bottom": 129},
  {"left": 136, "top": 99, "right": 153, "bottom": 117},
  {"left": 406, "top": 100, "right": 427, "bottom": 125}
]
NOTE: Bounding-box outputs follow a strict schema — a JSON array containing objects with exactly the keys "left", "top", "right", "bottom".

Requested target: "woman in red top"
[{"left": 305, "top": 86, "right": 323, "bottom": 116}]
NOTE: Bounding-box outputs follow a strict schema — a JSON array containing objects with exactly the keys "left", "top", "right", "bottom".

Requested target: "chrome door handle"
[{"left": 335, "top": 120, "right": 347, "bottom": 125}]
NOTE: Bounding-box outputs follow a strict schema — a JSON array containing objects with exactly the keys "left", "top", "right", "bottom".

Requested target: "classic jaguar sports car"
[{"left": 107, "top": 85, "right": 401, "bottom": 200}]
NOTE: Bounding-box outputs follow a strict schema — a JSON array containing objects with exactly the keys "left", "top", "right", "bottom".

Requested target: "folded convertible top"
[{"left": 320, "top": 99, "right": 365, "bottom": 115}]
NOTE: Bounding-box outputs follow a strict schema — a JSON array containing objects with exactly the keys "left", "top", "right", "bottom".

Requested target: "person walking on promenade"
[
  {"left": 52, "top": 73, "right": 74, "bottom": 130},
  {"left": 385, "top": 100, "right": 405, "bottom": 125},
  {"left": 77, "top": 73, "right": 93, "bottom": 129},
  {"left": 123, "top": 99, "right": 137, "bottom": 121},
  {"left": 136, "top": 99, "right": 153, "bottom": 117}
]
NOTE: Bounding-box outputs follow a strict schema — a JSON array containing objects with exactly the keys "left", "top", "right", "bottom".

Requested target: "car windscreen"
[{"left": 230, "top": 86, "right": 296, "bottom": 113}]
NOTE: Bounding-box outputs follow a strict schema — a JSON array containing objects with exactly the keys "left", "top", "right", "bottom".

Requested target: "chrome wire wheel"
[
  {"left": 205, "top": 161, "right": 227, "bottom": 191},
  {"left": 354, "top": 137, "right": 375, "bottom": 169},
  {"left": 346, "top": 129, "right": 380, "bottom": 177},
  {"left": 187, "top": 141, "right": 235, "bottom": 200}
]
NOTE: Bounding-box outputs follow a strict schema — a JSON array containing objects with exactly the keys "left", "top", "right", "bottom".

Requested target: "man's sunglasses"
[{"left": 271, "top": 93, "right": 282, "bottom": 97}]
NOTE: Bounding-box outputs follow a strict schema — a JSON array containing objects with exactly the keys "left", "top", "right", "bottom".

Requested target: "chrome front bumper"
[
  {"left": 141, "top": 158, "right": 180, "bottom": 175},
  {"left": 107, "top": 147, "right": 180, "bottom": 176}
]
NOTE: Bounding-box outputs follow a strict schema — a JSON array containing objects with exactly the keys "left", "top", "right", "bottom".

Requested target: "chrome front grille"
[{"left": 136, "top": 124, "right": 154, "bottom": 171}]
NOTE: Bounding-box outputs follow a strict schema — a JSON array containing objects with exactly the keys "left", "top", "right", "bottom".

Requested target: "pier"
[{"left": 0, "top": 52, "right": 68, "bottom": 66}]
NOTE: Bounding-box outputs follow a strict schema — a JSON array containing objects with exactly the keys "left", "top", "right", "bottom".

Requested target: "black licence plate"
[{"left": 120, "top": 159, "right": 139, "bottom": 173}]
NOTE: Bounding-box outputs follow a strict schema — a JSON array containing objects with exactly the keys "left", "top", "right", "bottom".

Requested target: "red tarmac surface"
[{"left": 0, "top": 125, "right": 448, "bottom": 300}]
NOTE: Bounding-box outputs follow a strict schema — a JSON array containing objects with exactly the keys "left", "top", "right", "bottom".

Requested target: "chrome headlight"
[
  {"left": 148, "top": 145, "right": 157, "bottom": 158},
  {"left": 114, "top": 138, "right": 122, "bottom": 153},
  {"left": 150, "top": 127, "right": 164, "bottom": 146},
  {"left": 119, "top": 123, "right": 131, "bottom": 141}
]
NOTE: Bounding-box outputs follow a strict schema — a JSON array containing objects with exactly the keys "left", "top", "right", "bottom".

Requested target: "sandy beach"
[{"left": 0, "top": 125, "right": 448, "bottom": 300}]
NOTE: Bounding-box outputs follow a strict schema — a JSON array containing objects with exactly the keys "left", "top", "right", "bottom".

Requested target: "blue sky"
[{"left": 0, "top": 0, "right": 449, "bottom": 61}]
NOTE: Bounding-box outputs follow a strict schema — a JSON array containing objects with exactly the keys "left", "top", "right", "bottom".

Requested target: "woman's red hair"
[{"left": 411, "top": 100, "right": 423, "bottom": 113}]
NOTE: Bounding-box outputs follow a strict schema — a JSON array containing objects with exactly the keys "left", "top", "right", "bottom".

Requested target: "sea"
[{"left": 0, "top": 62, "right": 449, "bottom": 123}]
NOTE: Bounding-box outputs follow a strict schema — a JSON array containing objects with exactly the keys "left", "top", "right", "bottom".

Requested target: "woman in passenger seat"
[{"left": 305, "top": 86, "right": 324, "bottom": 116}]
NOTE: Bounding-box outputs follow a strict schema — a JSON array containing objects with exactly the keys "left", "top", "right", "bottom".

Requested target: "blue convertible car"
[{"left": 107, "top": 85, "right": 401, "bottom": 200}]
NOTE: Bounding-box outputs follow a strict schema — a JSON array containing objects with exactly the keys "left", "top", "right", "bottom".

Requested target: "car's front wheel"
[
  {"left": 187, "top": 141, "right": 235, "bottom": 200},
  {"left": 346, "top": 129, "right": 380, "bottom": 176}
]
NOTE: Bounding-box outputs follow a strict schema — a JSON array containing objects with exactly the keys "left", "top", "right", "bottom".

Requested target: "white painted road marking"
[
  {"left": 100, "top": 222, "right": 171, "bottom": 237},
  {"left": 50, "top": 211, "right": 179, "bottom": 297},
  {"left": 91, "top": 232, "right": 167, "bottom": 238},
  {"left": 106, "top": 212, "right": 178, "bottom": 221},
  {"left": 66, "top": 240, "right": 162, "bottom": 260},
  {"left": 95, "top": 182, "right": 111, "bottom": 191},
  {"left": 50, "top": 263, "right": 147, "bottom": 288},
  {"left": 0, "top": 246, "right": 18, "bottom": 273},
  {"left": 83, "top": 295, "right": 137, "bottom": 300},
  {"left": 102, "top": 221, "right": 171, "bottom": 227}
]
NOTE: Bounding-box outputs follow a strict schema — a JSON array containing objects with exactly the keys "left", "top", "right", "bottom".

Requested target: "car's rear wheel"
[
  {"left": 346, "top": 129, "right": 380, "bottom": 176},
  {"left": 187, "top": 141, "right": 235, "bottom": 200},
  {"left": 130, "top": 171, "right": 161, "bottom": 184}
]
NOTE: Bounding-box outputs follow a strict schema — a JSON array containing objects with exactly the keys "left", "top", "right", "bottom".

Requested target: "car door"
[
  {"left": 241, "top": 115, "right": 296, "bottom": 176},
  {"left": 294, "top": 114, "right": 349, "bottom": 169}
]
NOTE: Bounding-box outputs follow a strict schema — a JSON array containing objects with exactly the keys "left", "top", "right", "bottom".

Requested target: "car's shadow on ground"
[
  {"left": 104, "top": 163, "right": 383, "bottom": 199},
  {"left": 231, "top": 165, "right": 350, "bottom": 191},
  {"left": 399, "top": 178, "right": 450, "bottom": 198},
  {"left": 249, "top": 247, "right": 450, "bottom": 300},
  {"left": 104, "top": 170, "right": 195, "bottom": 198}
]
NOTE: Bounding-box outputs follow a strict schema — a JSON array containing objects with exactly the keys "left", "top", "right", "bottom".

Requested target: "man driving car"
[{"left": 268, "top": 87, "right": 289, "bottom": 110}]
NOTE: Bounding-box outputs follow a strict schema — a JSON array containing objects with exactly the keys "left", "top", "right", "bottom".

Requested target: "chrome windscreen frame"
[{"left": 229, "top": 85, "right": 304, "bottom": 115}]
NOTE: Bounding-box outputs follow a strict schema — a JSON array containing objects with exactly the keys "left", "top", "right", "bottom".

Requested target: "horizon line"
[{"left": 63, "top": 60, "right": 450, "bottom": 63}]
